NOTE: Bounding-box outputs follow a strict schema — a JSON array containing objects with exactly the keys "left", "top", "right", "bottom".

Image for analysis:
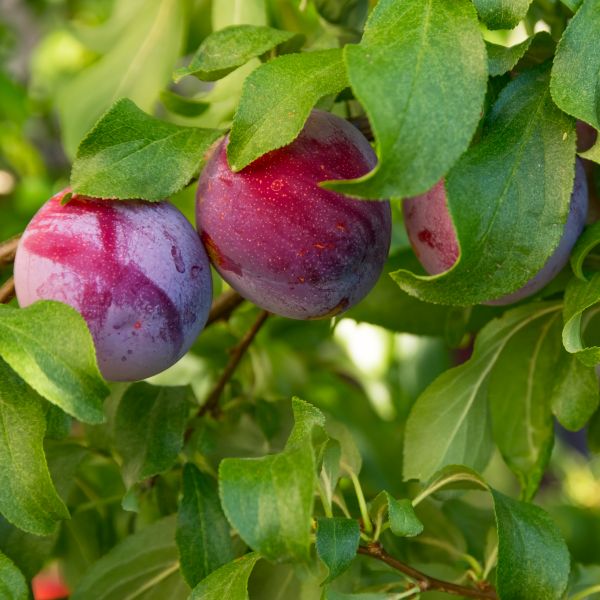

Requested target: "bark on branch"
[{"left": 357, "top": 543, "right": 497, "bottom": 599}]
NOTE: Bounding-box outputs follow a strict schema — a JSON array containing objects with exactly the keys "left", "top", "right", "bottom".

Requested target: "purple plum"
[
  {"left": 14, "top": 189, "right": 212, "bottom": 381},
  {"left": 403, "top": 159, "right": 589, "bottom": 305},
  {"left": 196, "top": 109, "right": 391, "bottom": 319}
]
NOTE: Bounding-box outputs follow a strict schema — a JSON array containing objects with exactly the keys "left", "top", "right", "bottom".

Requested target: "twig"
[
  {"left": 199, "top": 310, "right": 270, "bottom": 417},
  {"left": 357, "top": 543, "right": 497, "bottom": 600},
  {"left": 206, "top": 289, "right": 244, "bottom": 326},
  {"left": 0, "top": 277, "right": 15, "bottom": 304},
  {"left": 0, "top": 235, "right": 20, "bottom": 265}
]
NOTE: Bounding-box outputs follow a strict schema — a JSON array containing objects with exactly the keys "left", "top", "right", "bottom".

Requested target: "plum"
[
  {"left": 403, "top": 159, "right": 589, "bottom": 305},
  {"left": 14, "top": 189, "right": 212, "bottom": 381},
  {"left": 196, "top": 110, "right": 391, "bottom": 319}
]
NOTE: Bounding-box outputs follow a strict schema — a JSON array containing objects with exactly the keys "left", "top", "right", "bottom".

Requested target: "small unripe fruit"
[
  {"left": 14, "top": 190, "right": 212, "bottom": 381},
  {"left": 196, "top": 110, "right": 391, "bottom": 319},
  {"left": 403, "top": 159, "right": 589, "bottom": 304}
]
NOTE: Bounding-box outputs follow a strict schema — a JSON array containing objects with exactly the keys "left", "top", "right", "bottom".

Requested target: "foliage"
[{"left": 0, "top": 1, "right": 600, "bottom": 600}]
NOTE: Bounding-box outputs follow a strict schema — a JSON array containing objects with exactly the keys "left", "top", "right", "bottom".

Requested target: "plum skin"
[
  {"left": 196, "top": 109, "right": 392, "bottom": 320},
  {"left": 14, "top": 189, "right": 212, "bottom": 381},
  {"left": 403, "top": 159, "right": 589, "bottom": 305}
]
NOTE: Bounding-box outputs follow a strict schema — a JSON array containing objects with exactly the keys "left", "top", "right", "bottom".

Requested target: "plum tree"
[
  {"left": 196, "top": 110, "right": 391, "bottom": 319},
  {"left": 403, "top": 159, "right": 589, "bottom": 305},
  {"left": 14, "top": 189, "right": 212, "bottom": 381}
]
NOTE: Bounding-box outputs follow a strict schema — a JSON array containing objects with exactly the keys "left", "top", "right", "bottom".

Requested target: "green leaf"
[
  {"left": 174, "top": 25, "right": 304, "bottom": 82},
  {"left": 392, "top": 64, "right": 576, "bottom": 305},
  {"left": 551, "top": 352, "right": 599, "bottom": 431},
  {"left": 563, "top": 272, "right": 600, "bottom": 366},
  {"left": 473, "top": 0, "right": 534, "bottom": 29},
  {"left": 325, "top": 0, "right": 486, "bottom": 199},
  {"left": 324, "top": 593, "right": 389, "bottom": 600},
  {"left": 386, "top": 496, "right": 424, "bottom": 537},
  {"left": 488, "top": 313, "right": 559, "bottom": 500},
  {"left": 403, "top": 303, "right": 561, "bottom": 481},
  {"left": 589, "top": 406, "right": 600, "bottom": 453},
  {"left": 486, "top": 38, "right": 533, "bottom": 77},
  {"left": 316, "top": 518, "right": 360, "bottom": 583},
  {"left": 176, "top": 464, "right": 234, "bottom": 587},
  {"left": 0, "top": 551, "right": 28, "bottom": 600},
  {"left": 71, "top": 98, "right": 222, "bottom": 201},
  {"left": 0, "top": 357, "right": 69, "bottom": 535},
  {"left": 580, "top": 138, "right": 600, "bottom": 165},
  {"left": 72, "top": 516, "right": 188, "bottom": 600},
  {"left": 570, "top": 221, "right": 600, "bottom": 280},
  {"left": 160, "top": 90, "right": 209, "bottom": 118},
  {"left": 57, "top": 0, "right": 187, "bottom": 157},
  {"left": 0, "top": 301, "right": 107, "bottom": 424},
  {"left": 314, "top": 0, "right": 369, "bottom": 31},
  {"left": 550, "top": 0, "right": 600, "bottom": 130},
  {"left": 219, "top": 398, "right": 325, "bottom": 562},
  {"left": 227, "top": 49, "right": 348, "bottom": 171},
  {"left": 114, "top": 382, "right": 190, "bottom": 488},
  {"left": 190, "top": 553, "right": 261, "bottom": 600},
  {"left": 320, "top": 439, "right": 341, "bottom": 509},
  {"left": 492, "top": 489, "right": 570, "bottom": 600},
  {"left": 345, "top": 250, "right": 457, "bottom": 336}
]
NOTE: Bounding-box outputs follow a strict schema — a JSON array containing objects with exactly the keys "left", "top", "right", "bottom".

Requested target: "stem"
[
  {"left": 349, "top": 471, "right": 373, "bottom": 535},
  {"left": 0, "top": 277, "right": 15, "bottom": 304},
  {"left": 571, "top": 584, "right": 600, "bottom": 600},
  {"left": 0, "top": 235, "right": 20, "bottom": 265},
  {"left": 206, "top": 289, "right": 244, "bottom": 326},
  {"left": 199, "top": 310, "right": 269, "bottom": 417},
  {"left": 357, "top": 543, "right": 498, "bottom": 600}
]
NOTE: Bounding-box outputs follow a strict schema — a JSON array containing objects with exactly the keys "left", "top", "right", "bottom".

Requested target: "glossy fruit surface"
[
  {"left": 403, "top": 159, "right": 589, "bottom": 304},
  {"left": 196, "top": 110, "right": 391, "bottom": 319},
  {"left": 14, "top": 189, "right": 212, "bottom": 380}
]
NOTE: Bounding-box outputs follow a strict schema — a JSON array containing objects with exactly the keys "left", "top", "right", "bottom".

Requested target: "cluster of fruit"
[{"left": 13, "top": 110, "right": 593, "bottom": 381}]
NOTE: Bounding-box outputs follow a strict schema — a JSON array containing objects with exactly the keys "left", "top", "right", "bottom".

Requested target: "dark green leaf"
[
  {"left": 392, "top": 65, "right": 576, "bottom": 305},
  {"left": 588, "top": 405, "right": 600, "bottom": 453},
  {"left": 0, "top": 301, "right": 108, "bottom": 424},
  {"left": 387, "top": 495, "right": 423, "bottom": 537},
  {"left": 550, "top": 0, "right": 600, "bottom": 130},
  {"left": 473, "top": 0, "right": 534, "bottom": 29},
  {"left": 488, "top": 314, "right": 559, "bottom": 499},
  {"left": 160, "top": 90, "right": 209, "bottom": 117},
  {"left": 0, "top": 551, "right": 28, "bottom": 600},
  {"left": 71, "top": 98, "right": 222, "bottom": 201},
  {"left": 174, "top": 25, "right": 304, "bottom": 82},
  {"left": 325, "top": 0, "right": 486, "bottom": 199},
  {"left": 57, "top": 0, "right": 187, "bottom": 157},
  {"left": 492, "top": 490, "right": 570, "bottom": 600},
  {"left": 316, "top": 517, "right": 360, "bottom": 582},
  {"left": 551, "top": 353, "right": 599, "bottom": 431},
  {"left": 219, "top": 398, "right": 324, "bottom": 561},
  {"left": 72, "top": 516, "right": 188, "bottom": 600},
  {"left": 176, "top": 464, "right": 234, "bottom": 587},
  {"left": 563, "top": 272, "right": 600, "bottom": 366},
  {"left": 114, "top": 382, "right": 190, "bottom": 488},
  {"left": 345, "top": 250, "right": 456, "bottom": 336},
  {"left": 570, "top": 221, "right": 600, "bottom": 279},
  {"left": 486, "top": 38, "right": 532, "bottom": 77},
  {"left": 404, "top": 303, "right": 560, "bottom": 481},
  {"left": 314, "top": 0, "right": 368, "bottom": 30},
  {"left": 227, "top": 49, "right": 348, "bottom": 171},
  {"left": 190, "top": 553, "right": 261, "bottom": 600},
  {"left": 0, "top": 357, "right": 69, "bottom": 536}
]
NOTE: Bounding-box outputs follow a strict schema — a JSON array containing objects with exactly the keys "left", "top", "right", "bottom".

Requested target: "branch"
[
  {"left": 0, "top": 235, "right": 20, "bottom": 266},
  {"left": 199, "top": 310, "right": 270, "bottom": 417},
  {"left": 0, "top": 277, "right": 15, "bottom": 304},
  {"left": 357, "top": 543, "right": 497, "bottom": 600},
  {"left": 206, "top": 289, "right": 244, "bottom": 326}
]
